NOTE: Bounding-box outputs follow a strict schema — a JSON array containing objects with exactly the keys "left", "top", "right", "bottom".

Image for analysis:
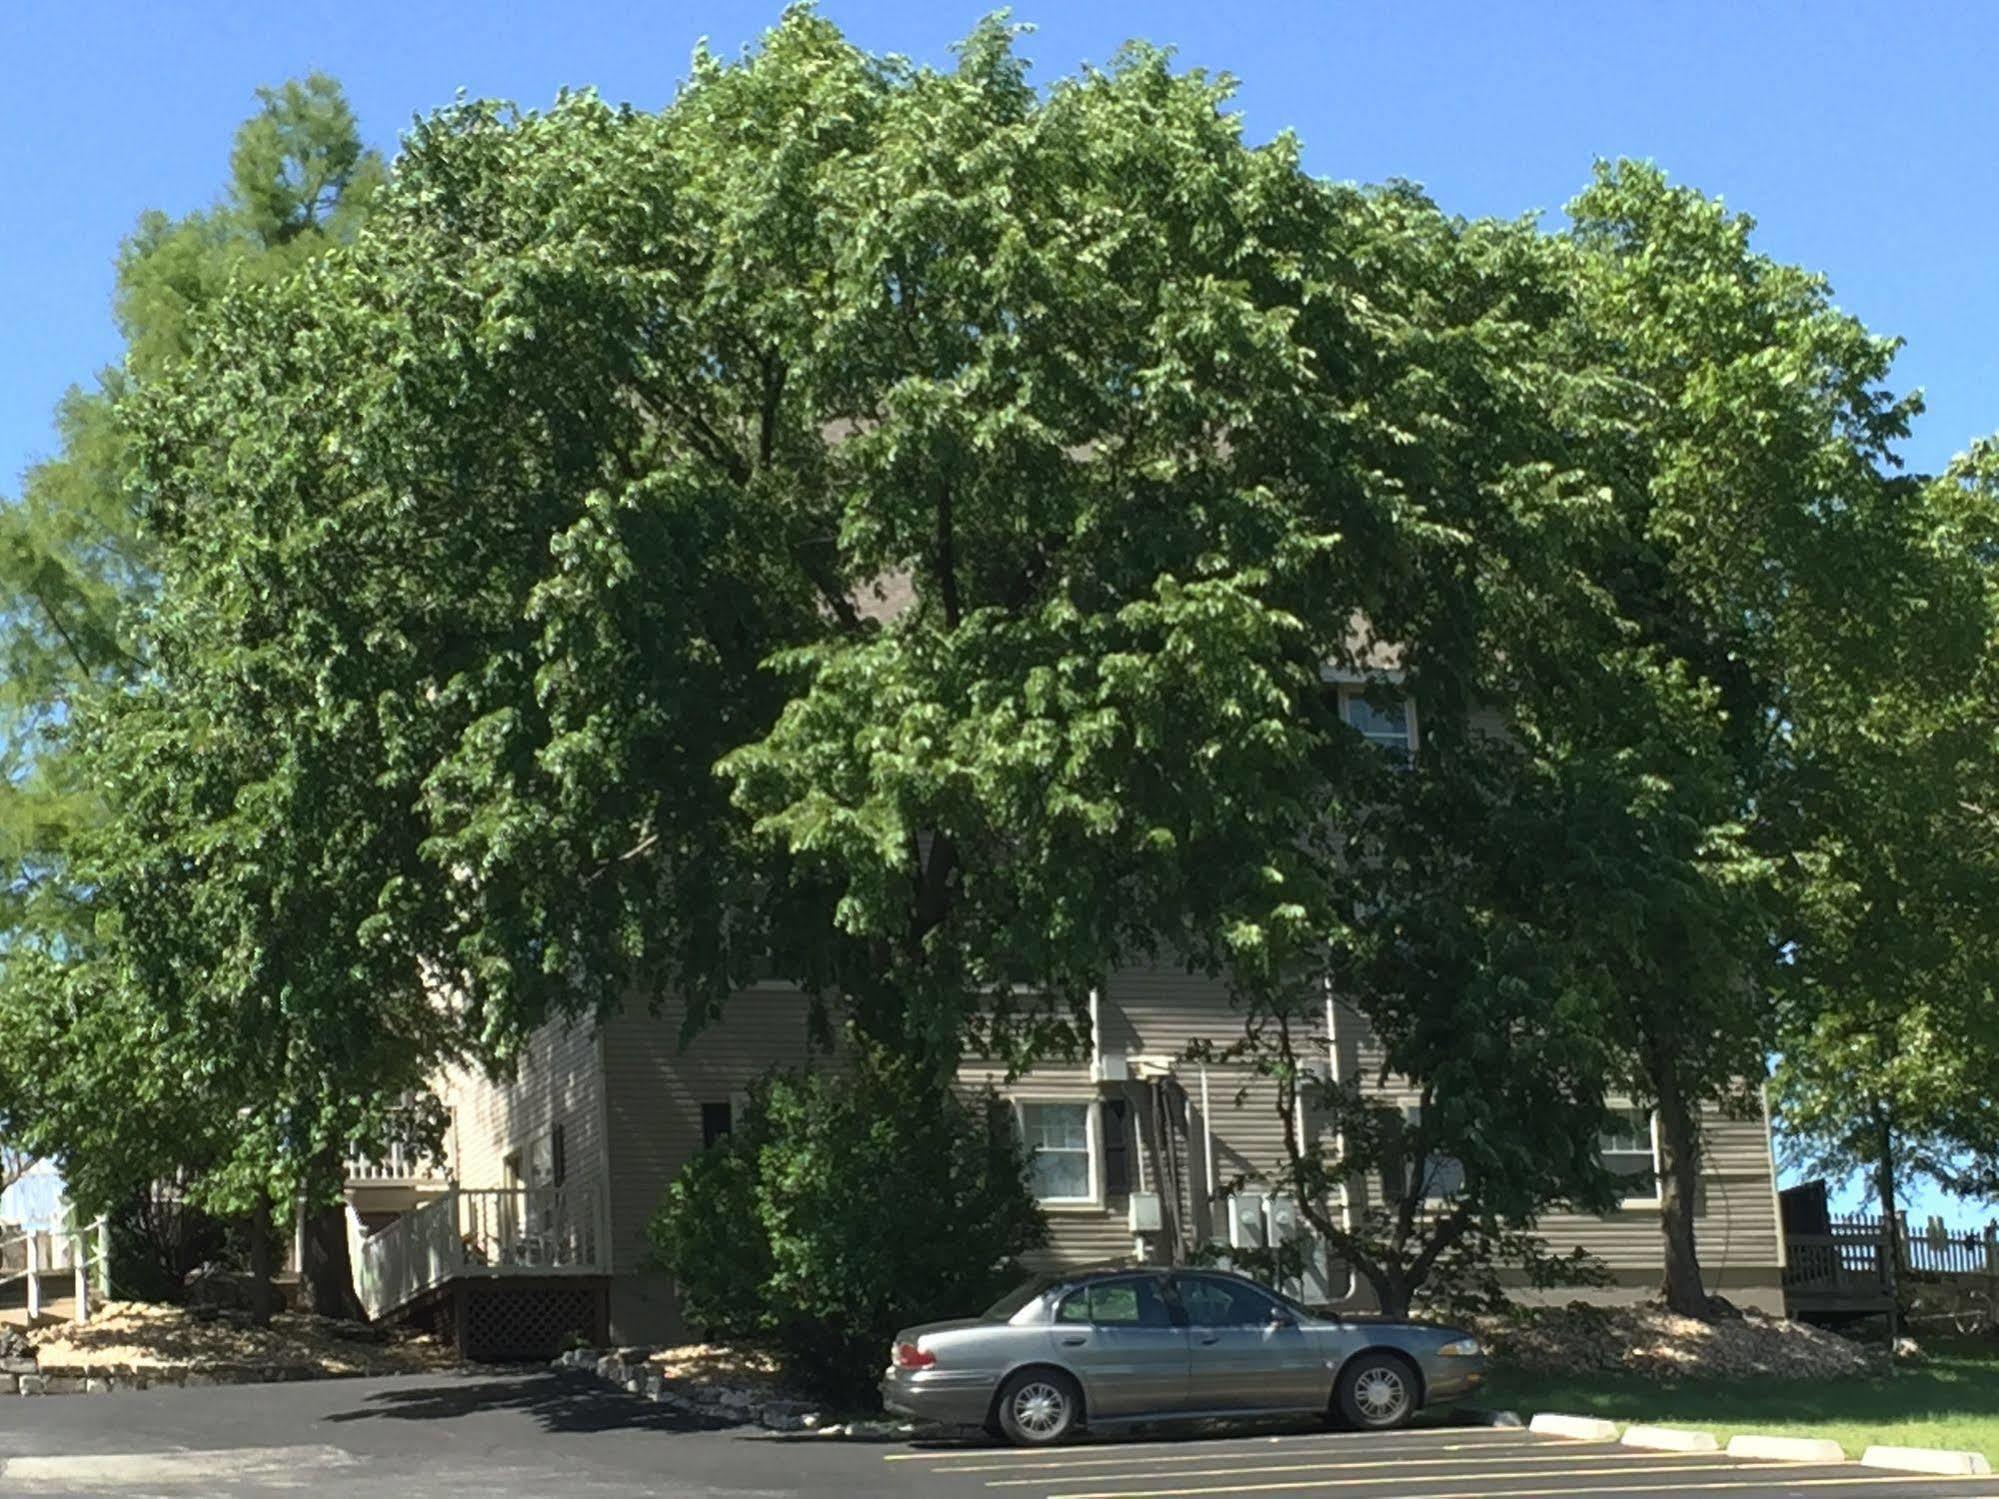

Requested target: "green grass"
[{"left": 1481, "top": 1337, "right": 1999, "bottom": 1461}]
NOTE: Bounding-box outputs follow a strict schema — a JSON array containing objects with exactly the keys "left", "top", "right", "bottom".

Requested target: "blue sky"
[{"left": 2, "top": 4, "right": 1993, "bottom": 1223}]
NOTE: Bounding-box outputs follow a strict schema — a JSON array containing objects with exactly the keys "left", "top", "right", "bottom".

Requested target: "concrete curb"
[
  {"left": 1725, "top": 1434, "right": 1847, "bottom": 1465},
  {"left": 1622, "top": 1425, "right": 1719, "bottom": 1453},
  {"left": 1861, "top": 1446, "right": 1992, "bottom": 1476},
  {"left": 1528, "top": 1413, "right": 1621, "bottom": 1442}
]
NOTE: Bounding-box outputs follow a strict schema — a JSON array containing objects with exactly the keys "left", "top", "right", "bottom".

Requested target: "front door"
[
  {"left": 1052, "top": 1274, "right": 1189, "bottom": 1419},
  {"left": 1175, "top": 1273, "right": 1331, "bottom": 1414}
]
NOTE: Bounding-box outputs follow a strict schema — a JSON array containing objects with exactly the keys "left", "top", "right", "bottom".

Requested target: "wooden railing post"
[
  {"left": 71, "top": 1227, "right": 88, "bottom": 1324},
  {"left": 25, "top": 1232, "right": 39, "bottom": 1321},
  {"left": 95, "top": 1217, "right": 110, "bottom": 1301}
]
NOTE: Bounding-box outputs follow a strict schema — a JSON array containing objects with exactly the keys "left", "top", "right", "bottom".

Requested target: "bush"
[
  {"left": 105, "top": 1184, "right": 229, "bottom": 1304},
  {"left": 649, "top": 1042, "right": 1047, "bottom": 1403}
]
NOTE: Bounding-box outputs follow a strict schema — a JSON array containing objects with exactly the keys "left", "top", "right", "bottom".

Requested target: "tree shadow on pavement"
[{"left": 322, "top": 1371, "right": 728, "bottom": 1435}]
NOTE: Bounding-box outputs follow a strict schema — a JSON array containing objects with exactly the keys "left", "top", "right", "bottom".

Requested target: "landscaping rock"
[
  {"left": 761, "top": 1400, "right": 818, "bottom": 1432},
  {"left": 25, "top": 1301, "right": 455, "bottom": 1384},
  {"left": 18, "top": 1374, "right": 47, "bottom": 1396},
  {"left": 0, "top": 1374, "right": 15, "bottom": 1395},
  {"left": 1476, "top": 1302, "right": 1874, "bottom": 1380},
  {"left": 1, "top": 1355, "right": 36, "bottom": 1376}
]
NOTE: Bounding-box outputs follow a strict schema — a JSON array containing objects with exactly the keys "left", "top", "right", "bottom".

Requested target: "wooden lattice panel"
[{"left": 461, "top": 1283, "right": 601, "bottom": 1362}]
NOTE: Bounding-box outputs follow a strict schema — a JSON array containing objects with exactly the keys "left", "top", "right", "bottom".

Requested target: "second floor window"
[{"left": 1343, "top": 691, "right": 1413, "bottom": 763}]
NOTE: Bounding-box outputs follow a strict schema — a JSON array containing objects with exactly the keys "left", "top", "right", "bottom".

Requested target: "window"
[
  {"left": 1017, "top": 1102, "right": 1094, "bottom": 1203},
  {"left": 1343, "top": 691, "right": 1413, "bottom": 762},
  {"left": 1178, "top": 1274, "right": 1280, "bottom": 1327},
  {"left": 1600, "top": 1108, "right": 1660, "bottom": 1202},
  {"left": 528, "top": 1125, "right": 565, "bottom": 1188},
  {"left": 701, "top": 1102, "right": 734, "bottom": 1150},
  {"left": 1058, "top": 1277, "right": 1173, "bottom": 1327},
  {"left": 1378, "top": 1107, "right": 1464, "bottom": 1202}
]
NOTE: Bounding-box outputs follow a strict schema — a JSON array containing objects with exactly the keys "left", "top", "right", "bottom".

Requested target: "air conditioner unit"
[
  {"left": 1092, "top": 1048, "right": 1129, "bottom": 1084},
  {"left": 1127, "top": 1191, "right": 1162, "bottom": 1233}
]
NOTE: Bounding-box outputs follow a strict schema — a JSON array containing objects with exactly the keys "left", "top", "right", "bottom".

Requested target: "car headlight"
[{"left": 1437, "top": 1337, "right": 1483, "bottom": 1358}]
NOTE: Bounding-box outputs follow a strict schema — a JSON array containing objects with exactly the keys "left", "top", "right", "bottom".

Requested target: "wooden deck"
[
  {"left": 1783, "top": 1211, "right": 1999, "bottom": 1319},
  {"left": 347, "top": 1180, "right": 608, "bottom": 1321}
]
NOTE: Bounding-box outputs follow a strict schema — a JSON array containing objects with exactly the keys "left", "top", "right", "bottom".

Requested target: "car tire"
[
  {"left": 995, "top": 1368, "right": 1083, "bottom": 1446},
  {"left": 1335, "top": 1351, "right": 1418, "bottom": 1430}
]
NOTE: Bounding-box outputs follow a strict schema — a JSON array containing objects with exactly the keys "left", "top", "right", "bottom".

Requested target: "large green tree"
[
  {"left": 1774, "top": 440, "right": 1999, "bottom": 1254},
  {"left": 1546, "top": 161, "right": 1964, "bottom": 1314},
  {"left": 69, "top": 16, "right": 1637, "bottom": 1302},
  {"left": 0, "top": 72, "right": 385, "bottom": 1316}
]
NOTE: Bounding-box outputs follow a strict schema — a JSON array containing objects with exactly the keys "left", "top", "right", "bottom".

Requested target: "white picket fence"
[{"left": 0, "top": 1209, "right": 111, "bottom": 1324}]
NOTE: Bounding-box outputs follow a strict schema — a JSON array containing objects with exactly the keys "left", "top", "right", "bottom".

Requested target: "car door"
[
  {"left": 1175, "top": 1273, "right": 1332, "bottom": 1414},
  {"left": 1050, "top": 1274, "right": 1190, "bottom": 1419}
]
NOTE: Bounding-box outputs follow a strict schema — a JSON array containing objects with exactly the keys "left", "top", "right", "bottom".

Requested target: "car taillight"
[{"left": 893, "top": 1341, "right": 936, "bottom": 1370}]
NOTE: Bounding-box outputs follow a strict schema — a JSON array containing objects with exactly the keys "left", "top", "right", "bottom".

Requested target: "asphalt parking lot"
[
  {"left": 882, "top": 1424, "right": 1999, "bottom": 1499},
  {"left": 0, "top": 1374, "right": 1994, "bottom": 1498}
]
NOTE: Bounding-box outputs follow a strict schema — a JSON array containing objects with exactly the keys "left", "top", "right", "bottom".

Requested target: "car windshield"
[{"left": 982, "top": 1275, "right": 1059, "bottom": 1323}]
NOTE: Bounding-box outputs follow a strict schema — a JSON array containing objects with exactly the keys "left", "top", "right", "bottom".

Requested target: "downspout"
[
  {"left": 1323, "top": 977, "right": 1358, "bottom": 1301},
  {"left": 1200, "top": 1064, "right": 1217, "bottom": 1238}
]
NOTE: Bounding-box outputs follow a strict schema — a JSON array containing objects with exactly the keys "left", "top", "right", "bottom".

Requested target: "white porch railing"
[
  {"left": 0, "top": 1208, "right": 110, "bottom": 1324},
  {"left": 348, "top": 1180, "right": 607, "bottom": 1320},
  {"left": 345, "top": 1143, "right": 448, "bottom": 1183}
]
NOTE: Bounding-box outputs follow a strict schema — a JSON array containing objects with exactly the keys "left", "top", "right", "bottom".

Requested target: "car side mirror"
[{"left": 1268, "top": 1310, "right": 1297, "bottom": 1329}]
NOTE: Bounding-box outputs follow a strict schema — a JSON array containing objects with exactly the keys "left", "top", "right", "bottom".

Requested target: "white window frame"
[
  {"left": 1339, "top": 687, "right": 1418, "bottom": 761},
  {"left": 1600, "top": 1106, "right": 1663, "bottom": 1208},
  {"left": 1379, "top": 1104, "right": 1463, "bottom": 1206},
  {"left": 1014, "top": 1099, "right": 1100, "bottom": 1207}
]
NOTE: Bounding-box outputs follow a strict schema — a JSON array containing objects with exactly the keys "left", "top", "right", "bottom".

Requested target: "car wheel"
[
  {"left": 1336, "top": 1351, "right": 1417, "bottom": 1430},
  {"left": 996, "top": 1368, "right": 1082, "bottom": 1446}
]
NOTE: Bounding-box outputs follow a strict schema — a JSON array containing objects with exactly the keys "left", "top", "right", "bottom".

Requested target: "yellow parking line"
[
  {"left": 1048, "top": 1469, "right": 1994, "bottom": 1499},
  {"left": 886, "top": 1428, "right": 1539, "bottom": 1463},
  {"left": 985, "top": 1450, "right": 1725, "bottom": 1487},
  {"left": 936, "top": 1439, "right": 1570, "bottom": 1477}
]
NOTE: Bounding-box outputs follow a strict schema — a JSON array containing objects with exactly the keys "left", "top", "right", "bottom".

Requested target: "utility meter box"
[
  {"left": 1127, "top": 1191, "right": 1163, "bottom": 1233},
  {"left": 1229, "top": 1192, "right": 1267, "bottom": 1249}
]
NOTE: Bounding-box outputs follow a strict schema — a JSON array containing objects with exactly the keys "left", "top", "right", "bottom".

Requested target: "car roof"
[{"left": 1057, "top": 1265, "right": 1263, "bottom": 1287}]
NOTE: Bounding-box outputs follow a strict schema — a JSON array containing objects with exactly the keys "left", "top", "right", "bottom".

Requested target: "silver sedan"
[{"left": 880, "top": 1267, "right": 1487, "bottom": 1446}]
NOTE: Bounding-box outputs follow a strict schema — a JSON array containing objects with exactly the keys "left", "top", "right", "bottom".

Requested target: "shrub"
[
  {"left": 649, "top": 1041, "right": 1046, "bottom": 1402},
  {"left": 105, "top": 1184, "right": 229, "bottom": 1304}
]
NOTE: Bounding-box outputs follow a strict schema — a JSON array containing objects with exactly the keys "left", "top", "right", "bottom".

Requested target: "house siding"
[
  {"left": 972, "top": 962, "right": 1785, "bottom": 1314},
  {"left": 435, "top": 1016, "right": 606, "bottom": 1205},
  {"left": 419, "top": 964, "right": 1785, "bottom": 1337},
  {"left": 596, "top": 989, "right": 835, "bottom": 1342}
]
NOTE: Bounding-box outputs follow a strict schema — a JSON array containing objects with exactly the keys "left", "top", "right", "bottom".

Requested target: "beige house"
[
  {"left": 341, "top": 666, "right": 1783, "bottom": 1354},
  {"left": 346, "top": 955, "right": 1785, "bottom": 1355}
]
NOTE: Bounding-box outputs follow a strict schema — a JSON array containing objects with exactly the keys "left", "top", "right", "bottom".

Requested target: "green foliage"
[
  {"left": 0, "top": 73, "right": 391, "bottom": 1215},
  {"left": 1773, "top": 445, "right": 1999, "bottom": 1214},
  {"left": 1413, "top": 1231, "right": 1614, "bottom": 1323},
  {"left": 648, "top": 1040, "right": 1045, "bottom": 1401},
  {"left": 1, "top": 13, "right": 1993, "bottom": 1332}
]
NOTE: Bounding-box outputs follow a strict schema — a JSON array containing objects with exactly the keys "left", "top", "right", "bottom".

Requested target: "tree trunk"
[
  {"left": 1875, "top": 1108, "right": 1902, "bottom": 1358},
  {"left": 245, "top": 1199, "right": 280, "bottom": 1327},
  {"left": 1373, "top": 1268, "right": 1412, "bottom": 1321},
  {"left": 300, "top": 1198, "right": 364, "bottom": 1322},
  {"left": 1653, "top": 1057, "right": 1710, "bottom": 1317}
]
